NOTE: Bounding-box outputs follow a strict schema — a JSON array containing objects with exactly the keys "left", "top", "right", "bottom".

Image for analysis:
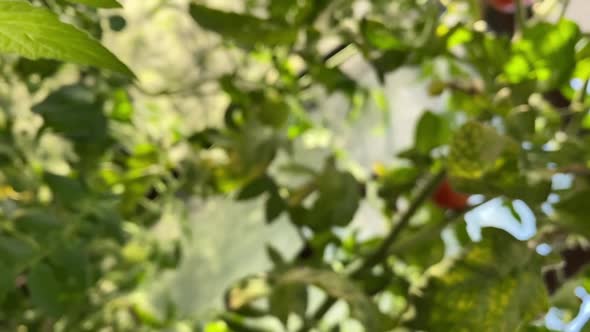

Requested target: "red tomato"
[
  {"left": 486, "top": 0, "right": 534, "bottom": 13},
  {"left": 432, "top": 179, "right": 470, "bottom": 211}
]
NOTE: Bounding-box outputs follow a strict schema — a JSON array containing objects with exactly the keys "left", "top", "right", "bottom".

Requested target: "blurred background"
[
  {"left": 89, "top": 0, "right": 590, "bottom": 323},
  {"left": 9, "top": 0, "right": 587, "bottom": 329}
]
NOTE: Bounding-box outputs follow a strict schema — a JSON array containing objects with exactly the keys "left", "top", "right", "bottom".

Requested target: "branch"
[
  {"left": 560, "top": 0, "right": 572, "bottom": 20},
  {"left": 352, "top": 170, "right": 447, "bottom": 275},
  {"left": 387, "top": 198, "right": 490, "bottom": 256},
  {"left": 296, "top": 171, "right": 446, "bottom": 331},
  {"left": 514, "top": 0, "right": 527, "bottom": 38}
]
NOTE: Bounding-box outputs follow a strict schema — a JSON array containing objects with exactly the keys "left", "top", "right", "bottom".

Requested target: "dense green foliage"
[{"left": 2, "top": 0, "right": 590, "bottom": 331}]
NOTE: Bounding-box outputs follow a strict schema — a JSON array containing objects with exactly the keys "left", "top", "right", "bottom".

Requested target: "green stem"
[
  {"left": 560, "top": 0, "right": 571, "bottom": 20},
  {"left": 567, "top": 77, "right": 590, "bottom": 134},
  {"left": 388, "top": 198, "right": 490, "bottom": 256},
  {"left": 514, "top": 0, "right": 527, "bottom": 38},
  {"left": 352, "top": 170, "right": 446, "bottom": 275},
  {"left": 296, "top": 171, "right": 446, "bottom": 331}
]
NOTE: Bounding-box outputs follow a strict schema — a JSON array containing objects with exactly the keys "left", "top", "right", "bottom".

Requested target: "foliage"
[{"left": 1, "top": 0, "right": 590, "bottom": 331}]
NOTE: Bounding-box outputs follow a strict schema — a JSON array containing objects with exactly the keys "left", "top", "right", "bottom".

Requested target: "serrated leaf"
[
  {"left": 410, "top": 230, "right": 548, "bottom": 332},
  {"left": 448, "top": 121, "right": 550, "bottom": 202},
  {"left": 65, "top": 0, "right": 122, "bottom": 8},
  {"left": 449, "top": 121, "right": 519, "bottom": 180},
  {"left": 0, "top": 0, "right": 132, "bottom": 75},
  {"left": 275, "top": 267, "right": 394, "bottom": 331},
  {"left": 189, "top": 3, "right": 297, "bottom": 47},
  {"left": 28, "top": 263, "right": 64, "bottom": 317}
]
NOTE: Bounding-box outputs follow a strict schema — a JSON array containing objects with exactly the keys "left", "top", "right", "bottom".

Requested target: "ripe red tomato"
[
  {"left": 486, "top": 0, "right": 534, "bottom": 13},
  {"left": 432, "top": 179, "right": 469, "bottom": 211}
]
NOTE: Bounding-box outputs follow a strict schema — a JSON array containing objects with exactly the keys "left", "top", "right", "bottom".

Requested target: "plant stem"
[
  {"left": 296, "top": 171, "right": 446, "bottom": 331},
  {"left": 566, "top": 77, "right": 590, "bottom": 134},
  {"left": 387, "top": 199, "right": 489, "bottom": 256},
  {"left": 514, "top": 0, "right": 527, "bottom": 38},
  {"left": 351, "top": 170, "right": 446, "bottom": 276},
  {"left": 560, "top": 0, "right": 571, "bottom": 20}
]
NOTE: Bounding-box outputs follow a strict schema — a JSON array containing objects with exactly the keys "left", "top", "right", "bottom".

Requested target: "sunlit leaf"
[
  {"left": 361, "top": 19, "right": 405, "bottom": 51},
  {"left": 410, "top": 230, "right": 548, "bottom": 331},
  {"left": 504, "top": 20, "right": 580, "bottom": 90},
  {"left": 0, "top": 0, "right": 132, "bottom": 75}
]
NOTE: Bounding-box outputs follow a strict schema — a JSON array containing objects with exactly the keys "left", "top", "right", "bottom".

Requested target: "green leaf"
[
  {"left": 504, "top": 20, "right": 580, "bottom": 90},
  {"left": 553, "top": 189, "right": 590, "bottom": 237},
  {"left": 65, "top": 0, "right": 122, "bottom": 8},
  {"left": 301, "top": 165, "right": 361, "bottom": 231},
  {"left": 44, "top": 172, "right": 86, "bottom": 208},
  {"left": 415, "top": 111, "right": 450, "bottom": 154},
  {"left": 410, "top": 230, "right": 548, "bottom": 332},
  {"left": 33, "top": 84, "right": 111, "bottom": 163},
  {"left": 275, "top": 267, "right": 393, "bottom": 331},
  {"left": 0, "top": 235, "right": 37, "bottom": 269},
  {"left": 49, "top": 246, "right": 90, "bottom": 294},
  {"left": 258, "top": 93, "right": 289, "bottom": 128},
  {"left": 14, "top": 209, "right": 61, "bottom": 238},
  {"left": 110, "top": 89, "right": 133, "bottom": 121},
  {"left": 448, "top": 121, "right": 551, "bottom": 202},
  {"left": 0, "top": 0, "right": 132, "bottom": 75},
  {"left": 308, "top": 62, "right": 357, "bottom": 95},
  {"left": 376, "top": 166, "right": 420, "bottom": 212},
  {"left": 14, "top": 58, "right": 60, "bottom": 81},
  {"left": 204, "top": 321, "right": 230, "bottom": 332},
  {"left": 269, "top": 284, "right": 307, "bottom": 325},
  {"left": 449, "top": 121, "right": 519, "bottom": 181},
  {"left": 28, "top": 263, "right": 65, "bottom": 317},
  {"left": 33, "top": 85, "right": 108, "bottom": 140},
  {"left": 371, "top": 50, "right": 407, "bottom": 83},
  {"left": 0, "top": 263, "right": 15, "bottom": 303},
  {"left": 361, "top": 19, "right": 405, "bottom": 51},
  {"left": 265, "top": 192, "right": 286, "bottom": 223},
  {"left": 237, "top": 175, "right": 275, "bottom": 201},
  {"left": 266, "top": 245, "right": 285, "bottom": 267},
  {"left": 505, "top": 108, "right": 536, "bottom": 141},
  {"left": 189, "top": 3, "right": 297, "bottom": 47}
]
